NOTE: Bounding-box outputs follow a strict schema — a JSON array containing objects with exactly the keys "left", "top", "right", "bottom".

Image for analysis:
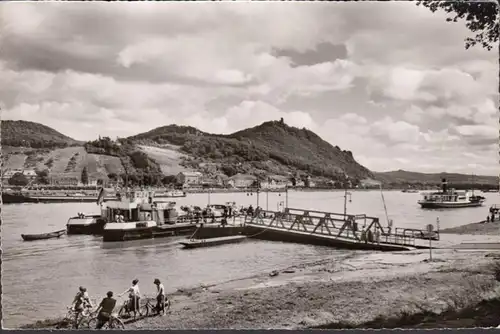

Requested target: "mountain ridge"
[
  {"left": 126, "top": 119, "right": 373, "bottom": 181},
  {"left": 1, "top": 119, "right": 497, "bottom": 186}
]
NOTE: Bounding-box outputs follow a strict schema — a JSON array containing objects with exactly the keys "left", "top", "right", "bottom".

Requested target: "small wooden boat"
[
  {"left": 21, "top": 229, "right": 67, "bottom": 241},
  {"left": 180, "top": 235, "right": 247, "bottom": 249}
]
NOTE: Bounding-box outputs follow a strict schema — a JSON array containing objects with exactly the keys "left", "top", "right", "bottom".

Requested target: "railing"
[{"left": 243, "top": 208, "right": 417, "bottom": 247}]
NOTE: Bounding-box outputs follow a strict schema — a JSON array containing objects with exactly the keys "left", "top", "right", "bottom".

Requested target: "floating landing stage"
[{"left": 243, "top": 208, "right": 437, "bottom": 252}]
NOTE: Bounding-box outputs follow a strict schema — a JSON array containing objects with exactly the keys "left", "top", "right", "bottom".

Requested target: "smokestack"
[{"left": 441, "top": 178, "right": 448, "bottom": 193}]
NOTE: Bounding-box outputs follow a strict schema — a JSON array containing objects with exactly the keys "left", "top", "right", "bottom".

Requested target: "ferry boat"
[
  {"left": 154, "top": 189, "right": 187, "bottom": 198},
  {"left": 101, "top": 189, "right": 213, "bottom": 242},
  {"left": 402, "top": 189, "right": 419, "bottom": 193},
  {"left": 418, "top": 178, "right": 485, "bottom": 209}
]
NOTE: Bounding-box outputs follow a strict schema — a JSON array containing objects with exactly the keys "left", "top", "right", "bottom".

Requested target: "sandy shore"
[
  {"left": 440, "top": 220, "right": 500, "bottom": 236},
  {"left": 122, "top": 249, "right": 499, "bottom": 329},
  {"left": 20, "top": 249, "right": 500, "bottom": 330}
]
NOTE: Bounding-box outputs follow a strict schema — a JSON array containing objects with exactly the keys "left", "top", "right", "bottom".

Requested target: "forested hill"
[
  {"left": 127, "top": 120, "right": 374, "bottom": 181},
  {"left": 1, "top": 120, "right": 82, "bottom": 148}
]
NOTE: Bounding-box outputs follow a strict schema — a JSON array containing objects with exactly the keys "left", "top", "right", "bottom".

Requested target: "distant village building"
[
  {"left": 360, "top": 178, "right": 381, "bottom": 189},
  {"left": 2, "top": 169, "right": 37, "bottom": 183},
  {"left": 50, "top": 176, "right": 80, "bottom": 186},
  {"left": 260, "top": 175, "right": 292, "bottom": 189},
  {"left": 176, "top": 171, "right": 203, "bottom": 187},
  {"left": 227, "top": 173, "right": 257, "bottom": 188}
]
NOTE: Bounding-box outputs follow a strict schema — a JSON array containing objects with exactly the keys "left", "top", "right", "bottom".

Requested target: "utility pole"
[
  {"left": 208, "top": 187, "right": 211, "bottom": 205},
  {"left": 0, "top": 107, "right": 3, "bottom": 210},
  {"left": 266, "top": 188, "right": 269, "bottom": 211},
  {"left": 285, "top": 185, "right": 289, "bottom": 209},
  {"left": 343, "top": 172, "right": 351, "bottom": 218}
]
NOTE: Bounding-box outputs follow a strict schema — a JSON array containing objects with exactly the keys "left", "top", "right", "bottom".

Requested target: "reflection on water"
[{"left": 3, "top": 190, "right": 498, "bottom": 328}]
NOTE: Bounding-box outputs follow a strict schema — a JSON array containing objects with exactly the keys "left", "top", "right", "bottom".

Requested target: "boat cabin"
[
  {"left": 421, "top": 189, "right": 468, "bottom": 203},
  {"left": 101, "top": 190, "right": 181, "bottom": 225}
]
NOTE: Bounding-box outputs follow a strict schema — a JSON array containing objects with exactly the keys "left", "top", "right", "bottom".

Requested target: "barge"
[
  {"left": 3, "top": 191, "right": 117, "bottom": 204},
  {"left": 418, "top": 178, "right": 485, "bottom": 209},
  {"left": 101, "top": 189, "right": 218, "bottom": 242},
  {"left": 3, "top": 188, "right": 185, "bottom": 204}
]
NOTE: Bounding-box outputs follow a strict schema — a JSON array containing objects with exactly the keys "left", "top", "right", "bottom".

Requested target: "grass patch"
[{"left": 314, "top": 267, "right": 500, "bottom": 329}]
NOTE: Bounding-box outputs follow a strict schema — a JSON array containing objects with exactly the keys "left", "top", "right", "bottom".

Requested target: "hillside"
[
  {"left": 375, "top": 170, "right": 498, "bottom": 186},
  {"left": 1, "top": 120, "right": 82, "bottom": 148},
  {"left": 127, "top": 120, "right": 374, "bottom": 181},
  {"left": 1, "top": 121, "right": 125, "bottom": 183}
]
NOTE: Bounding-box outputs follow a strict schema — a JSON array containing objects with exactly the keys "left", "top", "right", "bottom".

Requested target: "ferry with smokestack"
[
  {"left": 67, "top": 186, "right": 227, "bottom": 241},
  {"left": 417, "top": 178, "right": 485, "bottom": 209}
]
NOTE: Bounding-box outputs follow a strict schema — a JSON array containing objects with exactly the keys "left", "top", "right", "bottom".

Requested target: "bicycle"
[
  {"left": 139, "top": 295, "right": 171, "bottom": 317},
  {"left": 57, "top": 303, "right": 96, "bottom": 329},
  {"left": 79, "top": 313, "right": 125, "bottom": 330},
  {"left": 117, "top": 296, "right": 143, "bottom": 319}
]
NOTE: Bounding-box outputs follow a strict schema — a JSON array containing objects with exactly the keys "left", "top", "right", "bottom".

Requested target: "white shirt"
[
  {"left": 129, "top": 285, "right": 140, "bottom": 298},
  {"left": 157, "top": 283, "right": 165, "bottom": 296}
]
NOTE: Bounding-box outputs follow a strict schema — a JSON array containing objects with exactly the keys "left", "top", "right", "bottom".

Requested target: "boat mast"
[
  {"left": 380, "top": 183, "right": 391, "bottom": 227},
  {"left": 342, "top": 171, "right": 351, "bottom": 218}
]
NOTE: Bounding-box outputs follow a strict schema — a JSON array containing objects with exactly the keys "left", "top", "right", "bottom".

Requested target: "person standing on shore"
[
  {"left": 154, "top": 279, "right": 166, "bottom": 316},
  {"left": 72, "top": 286, "right": 91, "bottom": 326},
  {"left": 119, "top": 279, "right": 141, "bottom": 319}
]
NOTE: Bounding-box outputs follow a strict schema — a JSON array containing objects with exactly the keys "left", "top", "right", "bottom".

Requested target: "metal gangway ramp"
[{"left": 243, "top": 208, "right": 421, "bottom": 251}]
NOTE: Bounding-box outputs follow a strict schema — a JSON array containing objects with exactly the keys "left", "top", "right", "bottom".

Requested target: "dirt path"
[{"left": 126, "top": 249, "right": 500, "bottom": 329}]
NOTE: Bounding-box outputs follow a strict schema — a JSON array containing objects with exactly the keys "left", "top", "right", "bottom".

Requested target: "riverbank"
[
  {"left": 19, "top": 249, "right": 500, "bottom": 330},
  {"left": 440, "top": 220, "right": 500, "bottom": 236}
]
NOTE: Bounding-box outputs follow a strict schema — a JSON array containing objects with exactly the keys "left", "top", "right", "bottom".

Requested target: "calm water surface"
[{"left": 3, "top": 190, "right": 498, "bottom": 327}]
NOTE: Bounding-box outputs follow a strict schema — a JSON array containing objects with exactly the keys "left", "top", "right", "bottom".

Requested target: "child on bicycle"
[{"left": 95, "top": 291, "right": 117, "bottom": 329}]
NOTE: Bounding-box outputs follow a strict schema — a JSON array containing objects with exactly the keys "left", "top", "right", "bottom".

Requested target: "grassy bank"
[{"left": 314, "top": 298, "right": 500, "bottom": 329}]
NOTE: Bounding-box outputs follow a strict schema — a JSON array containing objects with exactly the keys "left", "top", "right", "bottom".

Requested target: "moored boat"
[
  {"left": 180, "top": 235, "right": 248, "bottom": 249},
  {"left": 155, "top": 189, "right": 187, "bottom": 198},
  {"left": 3, "top": 191, "right": 116, "bottom": 204},
  {"left": 66, "top": 213, "right": 107, "bottom": 235},
  {"left": 21, "top": 229, "right": 66, "bottom": 241},
  {"left": 101, "top": 189, "right": 217, "bottom": 242},
  {"left": 418, "top": 178, "right": 485, "bottom": 209}
]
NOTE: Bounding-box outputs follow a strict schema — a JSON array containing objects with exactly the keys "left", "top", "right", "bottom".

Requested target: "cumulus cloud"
[{"left": 0, "top": 1, "right": 497, "bottom": 174}]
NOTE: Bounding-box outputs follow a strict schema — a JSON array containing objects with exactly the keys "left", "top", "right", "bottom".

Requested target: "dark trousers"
[
  {"left": 156, "top": 295, "right": 165, "bottom": 313},
  {"left": 96, "top": 312, "right": 110, "bottom": 329}
]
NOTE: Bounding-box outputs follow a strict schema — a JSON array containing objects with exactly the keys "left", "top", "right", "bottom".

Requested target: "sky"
[{"left": 0, "top": 2, "right": 498, "bottom": 175}]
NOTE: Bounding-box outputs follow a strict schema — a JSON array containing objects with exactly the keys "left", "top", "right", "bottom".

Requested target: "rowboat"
[
  {"left": 21, "top": 229, "right": 67, "bottom": 241},
  {"left": 180, "top": 235, "right": 247, "bottom": 249}
]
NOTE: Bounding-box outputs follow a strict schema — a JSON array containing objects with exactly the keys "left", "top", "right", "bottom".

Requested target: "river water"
[{"left": 3, "top": 190, "right": 499, "bottom": 328}]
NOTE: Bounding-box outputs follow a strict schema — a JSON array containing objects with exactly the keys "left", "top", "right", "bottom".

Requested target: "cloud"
[{"left": 0, "top": 1, "right": 498, "bottom": 175}]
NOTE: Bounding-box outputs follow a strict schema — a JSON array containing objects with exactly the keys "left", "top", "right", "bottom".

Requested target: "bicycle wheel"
[
  {"left": 139, "top": 302, "right": 150, "bottom": 318},
  {"left": 79, "top": 317, "right": 98, "bottom": 329},
  {"left": 110, "top": 317, "right": 125, "bottom": 329},
  {"left": 118, "top": 305, "right": 128, "bottom": 318}
]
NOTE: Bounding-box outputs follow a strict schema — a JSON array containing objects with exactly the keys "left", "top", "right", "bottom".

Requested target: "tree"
[
  {"left": 162, "top": 175, "right": 177, "bottom": 186},
  {"left": 417, "top": 0, "right": 499, "bottom": 50},
  {"left": 35, "top": 169, "right": 50, "bottom": 185},
  {"left": 81, "top": 167, "right": 89, "bottom": 185},
  {"left": 9, "top": 172, "right": 29, "bottom": 186}
]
